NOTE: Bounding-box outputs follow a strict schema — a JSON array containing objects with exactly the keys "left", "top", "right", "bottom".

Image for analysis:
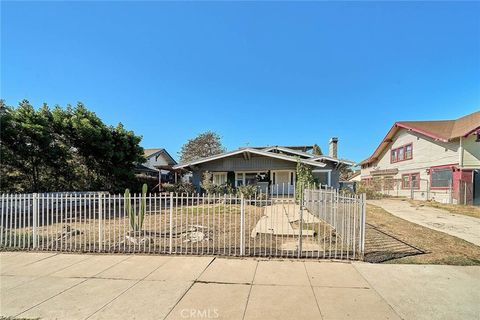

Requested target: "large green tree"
[
  {"left": 0, "top": 100, "right": 145, "bottom": 193},
  {"left": 178, "top": 131, "right": 225, "bottom": 163}
]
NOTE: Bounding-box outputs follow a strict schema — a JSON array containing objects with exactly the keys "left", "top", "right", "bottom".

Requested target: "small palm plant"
[{"left": 124, "top": 184, "right": 147, "bottom": 234}]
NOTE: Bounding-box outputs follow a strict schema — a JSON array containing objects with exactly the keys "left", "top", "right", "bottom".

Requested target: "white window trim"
[
  {"left": 235, "top": 171, "right": 270, "bottom": 187},
  {"left": 212, "top": 172, "right": 227, "bottom": 186},
  {"left": 270, "top": 170, "right": 296, "bottom": 186},
  {"left": 312, "top": 169, "right": 332, "bottom": 186}
]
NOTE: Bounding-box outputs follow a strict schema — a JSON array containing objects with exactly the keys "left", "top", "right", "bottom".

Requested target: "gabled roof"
[
  {"left": 251, "top": 145, "right": 314, "bottom": 152},
  {"left": 173, "top": 147, "right": 327, "bottom": 169},
  {"left": 143, "top": 148, "right": 177, "bottom": 165},
  {"left": 262, "top": 146, "right": 355, "bottom": 165},
  {"left": 363, "top": 111, "right": 480, "bottom": 165},
  {"left": 262, "top": 146, "right": 316, "bottom": 159},
  {"left": 144, "top": 148, "right": 162, "bottom": 157}
]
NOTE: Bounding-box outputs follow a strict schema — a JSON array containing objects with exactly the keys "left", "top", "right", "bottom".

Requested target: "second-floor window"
[{"left": 391, "top": 143, "right": 413, "bottom": 163}]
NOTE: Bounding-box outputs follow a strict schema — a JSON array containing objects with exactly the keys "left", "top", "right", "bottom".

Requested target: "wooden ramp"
[{"left": 251, "top": 203, "right": 315, "bottom": 238}]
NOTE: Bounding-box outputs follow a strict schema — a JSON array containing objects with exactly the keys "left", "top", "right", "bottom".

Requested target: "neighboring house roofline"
[
  {"left": 173, "top": 147, "right": 327, "bottom": 170},
  {"left": 363, "top": 111, "right": 480, "bottom": 165},
  {"left": 143, "top": 148, "right": 177, "bottom": 165},
  {"left": 346, "top": 171, "right": 361, "bottom": 181}
]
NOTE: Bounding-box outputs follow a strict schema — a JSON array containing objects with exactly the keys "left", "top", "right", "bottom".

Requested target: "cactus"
[{"left": 124, "top": 184, "right": 147, "bottom": 232}]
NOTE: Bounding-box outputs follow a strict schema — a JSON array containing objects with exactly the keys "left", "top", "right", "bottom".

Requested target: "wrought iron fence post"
[
  {"left": 98, "top": 194, "right": 103, "bottom": 252},
  {"left": 169, "top": 192, "right": 173, "bottom": 254},
  {"left": 360, "top": 193, "right": 366, "bottom": 260},
  {"left": 32, "top": 193, "right": 38, "bottom": 249},
  {"left": 240, "top": 194, "right": 245, "bottom": 256},
  {"left": 298, "top": 184, "right": 304, "bottom": 258}
]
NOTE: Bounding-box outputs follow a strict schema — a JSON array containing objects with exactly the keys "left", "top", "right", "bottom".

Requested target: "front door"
[{"left": 272, "top": 171, "right": 295, "bottom": 194}]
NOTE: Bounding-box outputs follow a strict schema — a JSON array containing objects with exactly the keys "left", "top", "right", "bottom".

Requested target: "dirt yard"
[{"left": 365, "top": 204, "right": 480, "bottom": 265}]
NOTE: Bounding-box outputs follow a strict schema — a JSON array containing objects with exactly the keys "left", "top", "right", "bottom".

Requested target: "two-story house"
[{"left": 360, "top": 111, "right": 480, "bottom": 205}]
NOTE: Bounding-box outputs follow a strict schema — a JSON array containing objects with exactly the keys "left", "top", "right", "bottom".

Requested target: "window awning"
[{"left": 371, "top": 169, "right": 399, "bottom": 176}]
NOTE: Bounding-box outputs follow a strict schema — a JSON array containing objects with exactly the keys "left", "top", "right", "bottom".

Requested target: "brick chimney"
[{"left": 329, "top": 137, "right": 338, "bottom": 158}]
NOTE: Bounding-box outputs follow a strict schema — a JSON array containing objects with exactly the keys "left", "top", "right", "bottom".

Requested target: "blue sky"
[{"left": 1, "top": 1, "right": 479, "bottom": 163}]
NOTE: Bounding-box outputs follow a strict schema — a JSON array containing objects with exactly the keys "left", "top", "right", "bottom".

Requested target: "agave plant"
[{"left": 124, "top": 184, "right": 147, "bottom": 232}]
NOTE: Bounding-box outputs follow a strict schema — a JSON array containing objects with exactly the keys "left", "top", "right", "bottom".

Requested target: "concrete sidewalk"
[
  {"left": 1, "top": 252, "right": 479, "bottom": 320},
  {"left": 369, "top": 199, "right": 480, "bottom": 246}
]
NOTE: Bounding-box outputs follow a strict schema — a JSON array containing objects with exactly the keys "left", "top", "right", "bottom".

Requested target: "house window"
[
  {"left": 235, "top": 172, "right": 264, "bottom": 187},
  {"left": 398, "top": 148, "right": 404, "bottom": 161},
  {"left": 391, "top": 149, "right": 397, "bottom": 162},
  {"left": 245, "top": 172, "right": 257, "bottom": 185},
  {"left": 431, "top": 167, "right": 453, "bottom": 188},
  {"left": 405, "top": 144, "right": 412, "bottom": 159},
  {"left": 236, "top": 172, "right": 244, "bottom": 187},
  {"left": 212, "top": 172, "right": 227, "bottom": 186},
  {"left": 391, "top": 143, "right": 413, "bottom": 163},
  {"left": 411, "top": 173, "right": 419, "bottom": 189},
  {"left": 402, "top": 173, "right": 420, "bottom": 189}
]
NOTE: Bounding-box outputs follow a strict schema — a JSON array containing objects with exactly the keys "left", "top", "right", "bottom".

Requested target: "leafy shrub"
[
  {"left": 176, "top": 182, "right": 195, "bottom": 194},
  {"left": 162, "top": 183, "right": 176, "bottom": 193},
  {"left": 213, "top": 183, "right": 235, "bottom": 195},
  {"left": 162, "top": 182, "right": 195, "bottom": 194},
  {"left": 356, "top": 182, "right": 384, "bottom": 200},
  {"left": 295, "top": 160, "right": 315, "bottom": 200},
  {"left": 237, "top": 185, "right": 257, "bottom": 198}
]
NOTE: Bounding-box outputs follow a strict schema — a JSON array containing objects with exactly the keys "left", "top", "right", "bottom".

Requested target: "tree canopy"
[
  {"left": 0, "top": 100, "right": 145, "bottom": 193},
  {"left": 178, "top": 131, "right": 225, "bottom": 163}
]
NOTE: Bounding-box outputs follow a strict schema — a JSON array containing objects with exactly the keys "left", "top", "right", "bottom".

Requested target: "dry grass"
[
  {"left": 407, "top": 199, "right": 480, "bottom": 219},
  {"left": 366, "top": 204, "right": 480, "bottom": 265}
]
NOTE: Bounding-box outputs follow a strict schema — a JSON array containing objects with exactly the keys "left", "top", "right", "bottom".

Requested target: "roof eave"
[
  {"left": 396, "top": 123, "right": 449, "bottom": 142},
  {"left": 172, "top": 148, "right": 326, "bottom": 170}
]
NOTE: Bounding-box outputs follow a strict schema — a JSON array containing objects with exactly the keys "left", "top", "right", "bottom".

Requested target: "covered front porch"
[{"left": 212, "top": 170, "right": 297, "bottom": 195}]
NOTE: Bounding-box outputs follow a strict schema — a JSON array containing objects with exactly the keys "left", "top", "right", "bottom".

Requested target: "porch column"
[
  {"left": 158, "top": 170, "right": 161, "bottom": 191},
  {"left": 328, "top": 171, "right": 332, "bottom": 187}
]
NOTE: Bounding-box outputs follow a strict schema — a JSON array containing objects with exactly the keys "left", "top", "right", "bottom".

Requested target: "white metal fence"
[
  {"left": 0, "top": 188, "right": 366, "bottom": 260},
  {"left": 365, "top": 178, "right": 455, "bottom": 204}
]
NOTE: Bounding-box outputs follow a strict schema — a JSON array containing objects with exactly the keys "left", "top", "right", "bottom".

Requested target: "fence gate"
[{"left": 0, "top": 189, "right": 366, "bottom": 260}]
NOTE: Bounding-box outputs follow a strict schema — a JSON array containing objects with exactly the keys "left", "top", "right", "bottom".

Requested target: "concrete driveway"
[
  {"left": 1, "top": 252, "right": 479, "bottom": 320},
  {"left": 369, "top": 199, "right": 480, "bottom": 246}
]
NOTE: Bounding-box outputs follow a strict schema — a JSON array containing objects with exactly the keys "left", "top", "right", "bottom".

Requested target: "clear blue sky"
[{"left": 1, "top": 1, "right": 479, "bottom": 163}]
